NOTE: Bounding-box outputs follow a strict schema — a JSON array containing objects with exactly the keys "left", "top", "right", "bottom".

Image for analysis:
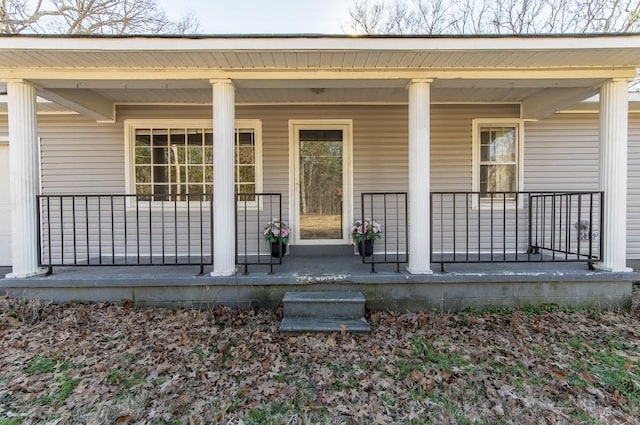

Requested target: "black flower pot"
[
  {"left": 270, "top": 241, "right": 287, "bottom": 257},
  {"left": 357, "top": 239, "right": 374, "bottom": 257}
]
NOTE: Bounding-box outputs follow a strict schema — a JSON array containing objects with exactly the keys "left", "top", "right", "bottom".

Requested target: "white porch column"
[
  {"left": 210, "top": 79, "right": 236, "bottom": 276},
  {"left": 5, "top": 80, "right": 44, "bottom": 278},
  {"left": 598, "top": 79, "right": 631, "bottom": 272},
  {"left": 406, "top": 79, "right": 433, "bottom": 274}
]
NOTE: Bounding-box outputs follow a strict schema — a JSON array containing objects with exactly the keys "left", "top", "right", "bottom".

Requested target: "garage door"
[{"left": 0, "top": 142, "right": 10, "bottom": 266}]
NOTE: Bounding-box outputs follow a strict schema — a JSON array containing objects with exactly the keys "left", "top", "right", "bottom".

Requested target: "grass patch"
[
  {"left": 24, "top": 356, "right": 73, "bottom": 376},
  {"left": 411, "top": 338, "right": 468, "bottom": 371},
  {"left": 38, "top": 372, "right": 78, "bottom": 407},
  {"left": 0, "top": 418, "right": 24, "bottom": 425}
]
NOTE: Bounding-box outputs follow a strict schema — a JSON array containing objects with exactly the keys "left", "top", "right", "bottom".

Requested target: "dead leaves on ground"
[{"left": 0, "top": 298, "right": 639, "bottom": 424}]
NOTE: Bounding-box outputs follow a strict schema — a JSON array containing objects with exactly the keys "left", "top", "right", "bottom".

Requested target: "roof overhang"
[{"left": 1, "top": 34, "right": 639, "bottom": 122}]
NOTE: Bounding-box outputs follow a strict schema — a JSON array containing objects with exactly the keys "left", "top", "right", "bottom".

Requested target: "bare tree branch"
[
  {"left": 346, "top": 0, "right": 640, "bottom": 34},
  {"left": 1, "top": 0, "right": 200, "bottom": 34}
]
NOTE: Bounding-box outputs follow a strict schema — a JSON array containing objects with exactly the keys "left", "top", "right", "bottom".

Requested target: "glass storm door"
[{"left": 294, "top": 127, "right": 349, "bottom": 244}]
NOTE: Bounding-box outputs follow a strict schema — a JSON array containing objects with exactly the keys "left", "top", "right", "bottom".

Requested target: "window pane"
[
  {"left": 480, "top": 127, "right": 516, "bottom": 163},
  {"left": 188, "top": 147, "right": 202, "bottom": 164},
  {"left": 154, "top": 184, "right": 169, "bottom": 196},
  {"left": 481, "top": 165, "right": 516, "bottom": 192},
  {"left": 204, "top": 147, "right": 213, "bottom": 164},
  {"left": 237, "top": 131, "right": 254, "bottom": 145},
  {"left": 188, "top": 184, "right": 204, "bottom": 195},
  {"left": 205, "top": 166, "right": 213, "bottom": 182},
  {"left": 187, "top": 130, "right": 202, "bottom": 145},
  {"left": 204, "top": 131, "right": 213, "bottom": 146},
  {"left": 136, "top": 184, "right": 151, "bottom": 195},
  {"left": 136, "top": 166, "right": 151, "bottom": 183},
  {"left": 170, "top": 130, "right": 185, "bottom": 145},
  {"left": 136, "top": 146, "right": 151, "bottom": 165},
  {"left": 238, "top": 166, "right": 255, "bottom": 183},
  {"left": 237, "top": 146, "right": 254, "bottom": 165},
  {"left": 493, "top": 128, "right": 516, "bottom": 162},
  {"left": 188, "top": 166, "right": 203, "bottom": 183},
  {"left": 153, "top": 147, "right": 169, "bottom": 165},
  {"left": 153, "top": 130, "right": 168, "bottom": 146},
  {"left": 153, "top": 166, "right": 169, "bottom": 184},
  {"left": 480, "top": 144, "right": 489, "bottom": 162},
  {"left": 176, "top": 166, "right": 187, "bottom": 184},
  {"left": 136, "top": 131, "right": 151, "bottom": 146}
]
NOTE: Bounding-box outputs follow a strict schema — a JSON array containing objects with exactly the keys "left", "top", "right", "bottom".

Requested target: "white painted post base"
[{"left": 5, "top": 269, "right": 48, "bottom": 279}]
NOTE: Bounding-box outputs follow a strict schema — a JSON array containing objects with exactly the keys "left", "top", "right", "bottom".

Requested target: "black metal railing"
[
  {"left": 360, "top": 192, "right": 408, "bottom": 272},
  {"left": 430, "top": 191, "right": 603, "bottom": 271},
  {"left": 235, "top": 193, "right": 284, "bottom": 274},
  {"left": 38, "top": 194, "right": 213, "bottom": 273}
]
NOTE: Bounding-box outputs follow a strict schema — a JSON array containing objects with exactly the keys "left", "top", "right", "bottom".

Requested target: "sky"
[{"left": 157, "top": 0, "right": 353, "bottom": 34}]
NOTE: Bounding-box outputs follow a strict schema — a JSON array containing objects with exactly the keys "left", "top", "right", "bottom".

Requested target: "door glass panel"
[{"left": 299, "top": 130, "right": 343, "bottom": 240}]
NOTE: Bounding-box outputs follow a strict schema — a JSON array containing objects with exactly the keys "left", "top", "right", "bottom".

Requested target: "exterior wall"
[
  {"left": 525, "top": 112, "right": 640, "bottom": 259},
  {"left": 628, "top": 113, "right": 640, "bottom": 259},
  {"left": 5, "top": 104, "right": 640, "bottom": 263}
]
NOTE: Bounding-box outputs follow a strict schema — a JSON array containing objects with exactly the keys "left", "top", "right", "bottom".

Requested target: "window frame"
[
  {"left": 471, "top": 118, "right": 524, "bottom": 209},
  {"left": 125, "top": 119, "right": 263, "bottom": 208}
]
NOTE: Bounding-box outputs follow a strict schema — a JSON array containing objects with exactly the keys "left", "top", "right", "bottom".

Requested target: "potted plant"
[
  {"left": 351, "top": 218, "right": 382, "bottom": 257},
  {"left": 264, "top": 218, "right": 289, "bottom": 257}
]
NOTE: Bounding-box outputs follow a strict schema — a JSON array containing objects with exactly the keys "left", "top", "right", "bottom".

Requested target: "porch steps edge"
[
  {"left": 280, "top": 290, "right": 369, "bottom": 333},
  {"left": 283, "top": 291, "right": 365, "bottom": 318},
  {"left": 279, "top": 317, "right": 371, "bottom": 334}
]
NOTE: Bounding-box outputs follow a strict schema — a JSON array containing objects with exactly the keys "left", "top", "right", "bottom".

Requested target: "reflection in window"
[
  {"left": 478, "top": 126, "right": 518, "bottom": 193},
  {"left": 133, "top": 127, "right": 256, "bottom": 201}
]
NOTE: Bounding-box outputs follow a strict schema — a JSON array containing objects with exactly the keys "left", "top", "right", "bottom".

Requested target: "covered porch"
[{"left": 1, "top": 34, "right": 639, "bottom": 308}]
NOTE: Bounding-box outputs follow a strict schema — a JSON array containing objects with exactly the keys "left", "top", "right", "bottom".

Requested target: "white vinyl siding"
[{"left": 627, "top": 113, "right": 640, "bottom": 259}]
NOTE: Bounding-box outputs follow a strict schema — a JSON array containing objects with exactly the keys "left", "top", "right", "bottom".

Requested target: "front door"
[{"left": 290, "top": 121, "right": 352, "bottom": 245}]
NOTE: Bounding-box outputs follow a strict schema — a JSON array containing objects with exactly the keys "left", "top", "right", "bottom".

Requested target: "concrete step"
[
  {"left": 279, "top": 317, "right": 371, "bottom": 334},
  {"left": 282, "top": 291, "right": 365, "bottom": 319}
]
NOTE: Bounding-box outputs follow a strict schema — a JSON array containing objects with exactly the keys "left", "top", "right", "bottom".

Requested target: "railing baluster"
[
  {"left": 85, "top": 196, "right": 90, "bottom": 264},
  {"left": 161, "top": 194, "right": 165, "bottom": 265},
  {"left": 502, "top": 192, "right": 506, "bottom": 261},
  {"left": 452, "top": 193, "right": 456, "bottom": 262},
  {"left": 123, "top": 196, "right": 128, "bottom": 265},
  {"left": 465, "top": 193, "right": 469, "bottom": 261},
  {"left": 135, "top": 195, "right": 140, "bottom": 265},
  {"left": 98, "top": 196, "right": 102, "bottom": 265},
  {"left": 110, "top": 196, "right": 115, "bottom": 265},
  {"left": 174, "top": 193, "right": 178, "bottom": 264}
]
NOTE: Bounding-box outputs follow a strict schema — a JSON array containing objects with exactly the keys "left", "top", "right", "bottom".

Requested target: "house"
[{"left": 0, "top": 34, "right": 639, "bottom": 310}]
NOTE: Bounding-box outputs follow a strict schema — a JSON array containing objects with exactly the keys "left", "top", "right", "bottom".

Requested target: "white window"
[
  {"left": 125, "top": 119, "right": 262, "bottom": 201},
  {"left": 472, "top": 119, "right": 524, "bottom": 199}
]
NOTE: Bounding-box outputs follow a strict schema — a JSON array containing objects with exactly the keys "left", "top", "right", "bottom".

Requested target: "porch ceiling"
[
  {"left": 1, "top": 34, "right": 639, "bottom": 121},
  {"left": 30, "top": 77, "right": 606, "bottom": 103}
]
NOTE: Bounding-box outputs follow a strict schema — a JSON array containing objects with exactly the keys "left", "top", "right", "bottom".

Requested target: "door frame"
[{"left": 288, "top": 119, "right": 353, "bottom": 245}]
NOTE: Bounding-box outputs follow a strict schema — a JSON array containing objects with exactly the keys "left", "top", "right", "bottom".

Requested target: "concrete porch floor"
[{"left": 0, "top": 256, "right": 637, "bottom": 311}]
